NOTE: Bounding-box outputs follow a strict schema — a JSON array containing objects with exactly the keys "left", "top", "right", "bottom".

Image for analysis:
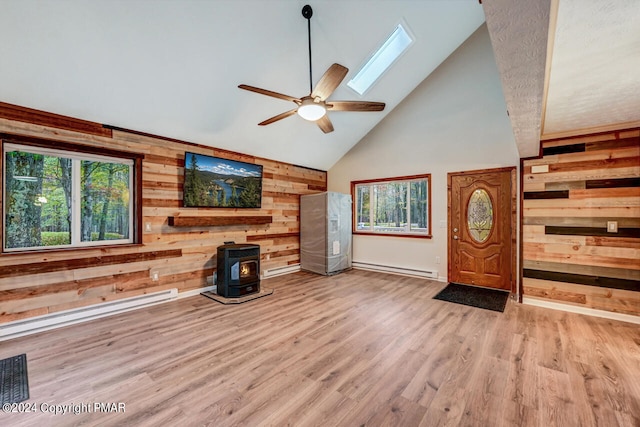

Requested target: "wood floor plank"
[{"left": 1, "top": 269, "right": 638, "bottom": 426}]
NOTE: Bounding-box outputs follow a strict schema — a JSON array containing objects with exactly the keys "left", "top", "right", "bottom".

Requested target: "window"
[
  {"left": 352, "top": 174, "right": 431, "bottom": 238},
  {"left": 347, "top": 23, "right": 414, "bottom": 95},
  {"left": 3, "top": 139, "right": 140, "bottom": 252}
]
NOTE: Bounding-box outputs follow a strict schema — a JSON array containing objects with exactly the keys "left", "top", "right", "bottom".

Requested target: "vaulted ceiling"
[
  {"left": 1, "top": 1, "right": 638, "bottom": 169},
  {"left": 485, "top": 0, "right": 640, "bottom": 157}
]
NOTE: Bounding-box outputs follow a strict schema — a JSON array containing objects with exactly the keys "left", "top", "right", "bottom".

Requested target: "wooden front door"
[{"left": 448, "top": 167, "right": 515, "bottom": 291}]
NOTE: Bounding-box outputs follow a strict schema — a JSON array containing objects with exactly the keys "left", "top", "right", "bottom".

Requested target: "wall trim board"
[
  {"left": 523, "top": 216, "right": 640, "bottom": 227},
  {"left": 1, "top": 132, "right": 144, "bottom": 159},
  {"left": 544, "top": 226, "right": 640, "bottom": 238},
  {"left": 540, "top": 121, "right": 640, "bottom": 142},
  {"left": 0, "top": 102, "right": 113, "bottom": 138},
  {"left": 586, "top": 177, "right": 640, "bottom": 189},
  {"left": 0, "top": 250, "right": 183, "bottom": 279},
  {"left": 522, "top": 296, "right": 640, "bottom": 325},
  {"left": 524, "top": 190, "right": 569, "bottom": 199},
  {"left": 523, "top": 268, "right": 640, "bottom": 292},
  {"left": 542, "top": 143, "right": 585, "bottom": 156}
]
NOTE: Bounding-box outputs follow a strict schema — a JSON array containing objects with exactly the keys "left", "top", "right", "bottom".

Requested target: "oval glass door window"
[{"left": 467, "top": 189, "right": 493, "bottom": 243}]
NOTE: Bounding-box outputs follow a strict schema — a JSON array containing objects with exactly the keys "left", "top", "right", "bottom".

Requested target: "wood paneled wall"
[
  {"left": 0, "top": 103, "right": 326, "bottom": 323},
  {"left": 522, "top": 128, "right": 640, "bottom": 316}
]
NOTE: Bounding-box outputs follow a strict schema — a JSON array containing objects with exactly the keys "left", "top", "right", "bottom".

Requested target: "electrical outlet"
[
  {"left": 145, "top": 222, "right": 152, "bottom": 232},
  {"left": 436, "top": 256, "right": 441, "bottom": 264},
  {"left": 152, "top": 272, "right": 159, "bottom": 281},
  {"left": 607, "top": 221, "right": 618, "bottom": 233}
]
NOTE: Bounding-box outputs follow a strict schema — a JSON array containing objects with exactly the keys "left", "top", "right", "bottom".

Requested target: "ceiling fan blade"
[
  {"left": 258, "top": 108, "right": 298, "bottom": 126},
  {"left": 311, "top": 63, "right": 349, "bottom": 101},
  {"left": 327, "top": 101, "right": 386, "bottom": 112},
  {"left": 239, "top": 84, "right": 301, "bottom": 103},
  {"left": 316, "top": 115, "right": 334, "bottom": 133}
]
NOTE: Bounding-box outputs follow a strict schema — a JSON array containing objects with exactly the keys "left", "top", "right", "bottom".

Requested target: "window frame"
[
  {"left": 1, "top": 133, "right": 143, "bottom": 254},
  {"left": 351, "top": 173, "right": 432, "bottom": 239}
]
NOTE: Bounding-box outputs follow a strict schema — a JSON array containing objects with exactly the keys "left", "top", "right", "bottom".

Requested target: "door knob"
[{"left": 453, "top": 235, "right": 458, "bottom": 240}]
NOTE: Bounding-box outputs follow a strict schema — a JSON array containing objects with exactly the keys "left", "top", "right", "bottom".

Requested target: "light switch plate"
[{"left": 531, "top": 164, "right": 549, "bottom": 174}]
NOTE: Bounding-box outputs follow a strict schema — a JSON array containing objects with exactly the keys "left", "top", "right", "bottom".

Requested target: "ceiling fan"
[{"left": 238, "top": 4, "right": 385, "bottom": 134}]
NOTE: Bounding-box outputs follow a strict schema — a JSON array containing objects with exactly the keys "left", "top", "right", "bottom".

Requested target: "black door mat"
[
  {"left": 434, "top": 283, "right": 509, "bottom": 312},
  {"left": 201, "top": 288, "right": 274, "bottom": 304},
  {"left": 1, "top": 353, "right": 29, "bottom": 404}
]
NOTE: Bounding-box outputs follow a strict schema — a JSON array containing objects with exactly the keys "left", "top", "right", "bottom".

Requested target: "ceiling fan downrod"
[
  {"left": 237, "top": 3, "right": 385, "bottom": 133},
  {"left": 302, "top": 5, "right": 313, "bottom": 94}
]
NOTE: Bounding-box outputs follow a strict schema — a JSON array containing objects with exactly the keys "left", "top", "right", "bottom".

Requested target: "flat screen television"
[{"left": 183, "top": 152, "right": 263, "bottom": 208}]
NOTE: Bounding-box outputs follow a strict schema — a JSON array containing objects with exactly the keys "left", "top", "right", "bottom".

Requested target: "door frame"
[{"left": 447, "top": 166, "right": 517, "bottom": 294}]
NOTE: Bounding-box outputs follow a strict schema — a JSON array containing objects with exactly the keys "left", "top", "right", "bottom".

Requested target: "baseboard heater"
[
  {"left": 262, "top": 264, "right": 301, "bottom": 279},
  {"left": 352, "top": 262, "right": 439, "bottom": 279},
  {"left": 0, "top": 289, "right": 178, "bottom": 342}
]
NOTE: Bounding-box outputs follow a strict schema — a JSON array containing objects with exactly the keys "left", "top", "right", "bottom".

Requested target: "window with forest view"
[
  {"left": 352, "top": 174, "right": 431, "bottom": 237},
  {"left": 3, "top": 143, "right": 134, "bottom": 251}
]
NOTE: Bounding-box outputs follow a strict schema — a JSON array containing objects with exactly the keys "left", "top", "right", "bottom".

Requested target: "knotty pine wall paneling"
[
  {"left": 522, "top": 128, "right": 640, "bottom": 316},
  {"left": 0, "top": 103, "right": 326, "bottom": 323}
]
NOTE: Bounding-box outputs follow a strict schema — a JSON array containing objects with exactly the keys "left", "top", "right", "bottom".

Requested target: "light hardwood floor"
[{"left": 1, "top": 269, "right": 639, "bottom": 426}]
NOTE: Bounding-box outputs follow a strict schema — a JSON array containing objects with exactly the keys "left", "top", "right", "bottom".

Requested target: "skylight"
[{"left": 347, "top": 23, "right": 414, "bottom": 95}]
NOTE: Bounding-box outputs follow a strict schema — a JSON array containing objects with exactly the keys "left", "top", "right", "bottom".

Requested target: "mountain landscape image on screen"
[{"left": 183, "top": 152, "right": 262, "bottom": 208}]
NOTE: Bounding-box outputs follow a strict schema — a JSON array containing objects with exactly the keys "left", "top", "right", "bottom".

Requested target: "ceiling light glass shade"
[{"left": 297, "top": 98, "right": 326, "bottom": 121}]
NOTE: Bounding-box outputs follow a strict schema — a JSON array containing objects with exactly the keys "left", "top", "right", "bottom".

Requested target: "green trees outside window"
[
  {"left": 352, "top": 174, "right": 431, "bottom": 237},
  {"left": 4, "top": 143, "right": 133, "bottom": 251}
]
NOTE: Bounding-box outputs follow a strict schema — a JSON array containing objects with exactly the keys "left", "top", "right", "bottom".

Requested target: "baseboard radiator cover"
[
  {"left": 352, "top": 262, "right": 439, "bottom": 280},
  {"left": 0, "top": 289, "right": 178, "bottom": 342},
  {"left": 262, "top": 264, "right": 301, "bottom": 279},
  {"left": 522, "top": 296, "right": 640, "bottom": 325},
  {"left": 178, "top": 285, "right": 215, "bottom": 299}
]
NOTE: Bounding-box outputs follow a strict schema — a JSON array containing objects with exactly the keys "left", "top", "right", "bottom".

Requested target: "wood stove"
[{"left": 216, "top": 243, "right": 260, "bottom": 297}]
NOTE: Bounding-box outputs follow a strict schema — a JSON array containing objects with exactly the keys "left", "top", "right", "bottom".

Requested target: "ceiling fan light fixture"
[
  {"left": 297, "top": 97, "right": 326, "bottom": 121},
  {"left": 238, "top": 4, "right": 385, "bottom": 133}
]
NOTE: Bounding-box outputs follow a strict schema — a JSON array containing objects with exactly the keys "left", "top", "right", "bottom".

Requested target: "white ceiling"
[
  {"left": 542, "top": 0, "right": 640, "bottom": 138},
  {"left": 2, "top": 1, "right": 638, "bottom": 170},
  {"left": 0, "top": 0, "right": 484, "bottom": 170},
  {"left": 485, "top": 0, "right": 640, "bottom": 154}
]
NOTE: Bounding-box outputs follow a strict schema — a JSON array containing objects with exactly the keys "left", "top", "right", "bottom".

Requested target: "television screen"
[{"left": 183, "top": 152, "right": 263, "bottom": 208}]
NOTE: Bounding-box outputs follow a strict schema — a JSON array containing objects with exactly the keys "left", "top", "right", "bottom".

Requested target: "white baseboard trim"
[
  {"left": 352, "top": 262, "right": 439, "bottom": 280},
  {"left": 0, "top": 289, "right": 179, "bottom": 342},
  {"left": 262, "top": 264, "right": 301, "bottom": 279},
  {"left": 178, "top": 285, "right": 216, "bottom": 299},
  {"left": 522, "top": 296, "right": 640, "bottom": 325}
]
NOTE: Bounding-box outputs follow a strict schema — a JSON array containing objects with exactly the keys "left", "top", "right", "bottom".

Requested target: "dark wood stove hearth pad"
[{"left": 201, "top": 288, "right": 274, "bottom": 305}]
